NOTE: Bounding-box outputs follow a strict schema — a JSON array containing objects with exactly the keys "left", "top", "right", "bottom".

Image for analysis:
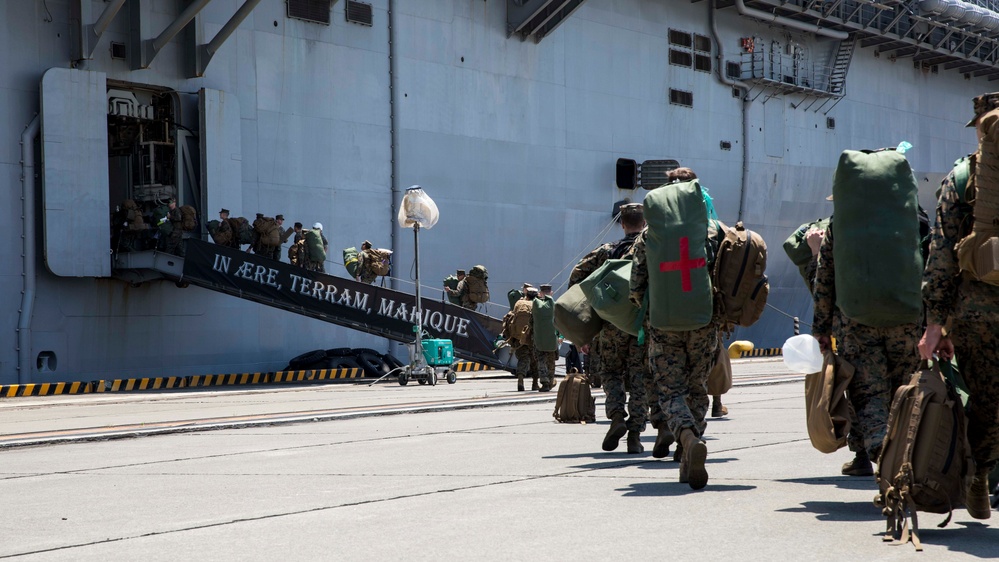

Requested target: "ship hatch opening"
[{"left": 107, "top": 84, "right": 202, "bottom": 258}]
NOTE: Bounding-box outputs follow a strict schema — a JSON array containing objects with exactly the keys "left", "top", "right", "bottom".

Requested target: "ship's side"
[{"left": 0, "top": 0, "right": 985, "bottom": 383}]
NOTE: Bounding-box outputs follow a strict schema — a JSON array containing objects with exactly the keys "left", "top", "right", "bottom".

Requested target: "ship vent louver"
[
  {"left": 669, "top": 89, "right": 693, "bottom": 107},
  {"left": 346, "top": 0, "right": 373, "bottom": 26},
  {"left": 726, "top": 61, "right": 741, "bottom": 79},
  {"left": 287, "top": 0, "right": 332, "bottom": 25},
  {"left": 670, "top": 49, "right": 692, "bottom": 67}
]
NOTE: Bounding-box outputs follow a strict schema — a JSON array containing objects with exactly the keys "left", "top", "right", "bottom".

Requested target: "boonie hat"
[{"left": 967, "top": 92, "right": 999, "bottom": 127}]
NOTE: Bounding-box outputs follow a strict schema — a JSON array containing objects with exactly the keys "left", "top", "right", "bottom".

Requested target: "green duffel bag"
[
  {"left": 643, "top": 180, "right": 714, "bottom": 331},
  {"left": 305, "top": 229, "right": 326, "bottom": 263},
  {"left": 443, "top": 274, "right": 461, "bottom": 305},
  {"left": 784, "top": 216, "right": 831, "bottom": 290},
  {"left": 579, "top": 259, "right": 643, "bottom": 336},
  {"left": 344, "top": 247, "right": 359, "bottom": 278},
  {"left": 507, "top": 289, "right": 523, "bottom": 310},
  {"left": 553, "top": 284, "right": 603, "bottom": 346},
  {"left": 532, "top": 296, "right": 559, "bottom": 352},
  {"left": 832, "top": 150, "right": 921, "bottom": 327}
]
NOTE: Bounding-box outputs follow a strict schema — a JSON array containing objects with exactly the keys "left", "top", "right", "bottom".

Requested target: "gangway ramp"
[{"left": 113, "top": 239, "right": 512, "bottom": 371}]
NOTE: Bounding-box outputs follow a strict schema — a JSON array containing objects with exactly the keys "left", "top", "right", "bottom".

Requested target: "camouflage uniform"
[
  {"left": 923, "top": 166, "right": 999, "bottom": 473},
  {"left": 813, "top": 224, "right": 921, "bottom": 457},
  {"left": 453, "top": 278, "right": 477, "bottom": 310},
  {"left": 510, "top": 297, "right": 538, "bottom": 388},
  {"left": 162, "top": 205, "right": 184, "bottom": 256},
  {"left": 570, "top": 231, "right": 648, "bottom": 431},
  {"left": 630, "top": 232, "right": 718, "bottom": 439}
]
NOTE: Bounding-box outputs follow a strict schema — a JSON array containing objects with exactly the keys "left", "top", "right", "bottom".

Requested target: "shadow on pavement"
[
  {"left": 777, "top": 476, "right": 879, "bottom": 491},
  {"left": 917, "top": 521, "right": 999, "bottom": 558},
  {"left": 776, "top": 501, "right": 883, "bottom": 522},
  {"left": 618, "top": 482, "right": 756, "bottom": 497}
]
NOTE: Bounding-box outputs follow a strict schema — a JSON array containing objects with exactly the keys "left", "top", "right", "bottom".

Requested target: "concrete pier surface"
[{"left": 0, "top": 360, "right": 994, "bottom": 560}]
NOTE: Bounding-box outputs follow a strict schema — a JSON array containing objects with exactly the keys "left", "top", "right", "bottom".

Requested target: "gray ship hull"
[{"left": 0, "top": 0, "right": 982, "bottom": 383}]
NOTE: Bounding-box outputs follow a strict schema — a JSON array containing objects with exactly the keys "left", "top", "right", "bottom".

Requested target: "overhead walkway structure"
[{"left": 113, "top": 239, "right": 514, "bottom": 371}]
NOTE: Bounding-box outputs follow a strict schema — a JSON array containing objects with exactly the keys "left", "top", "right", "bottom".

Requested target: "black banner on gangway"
[{"left": 181, "top": 239, "right": 505, "bottom": 367}]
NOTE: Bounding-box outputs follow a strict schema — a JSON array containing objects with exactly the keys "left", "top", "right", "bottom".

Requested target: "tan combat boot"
[
  {"left": 967, "top": 472, "right": 992, "bottom": 520},
  {"left": 602, "top": 414, "right": 628, "bottom": 452},
  {"left": 517, "top": 374, "right": 525, "bottom": 392},
  {"left": 652, "top": 426, "right": 674, "bottom": 459},
  {"left": 678, "top": 428, "right": 708, "bottom": 490},
  {"left": 627, "top": 430, "right": 644, "bottom": 454},
  {"left": 841, "top": 449, "right": 873, "bottom": 477},
  {"left": 711, "top": 395, "right": 728, "bottom": 418}
]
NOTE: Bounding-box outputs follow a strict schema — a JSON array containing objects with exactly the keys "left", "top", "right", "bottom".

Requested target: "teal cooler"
[{"left": 421, "top": 339, "right": 454, "bottom": 367}]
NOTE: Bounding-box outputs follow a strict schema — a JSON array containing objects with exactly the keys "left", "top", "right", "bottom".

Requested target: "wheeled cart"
[{"left": 396, "top": 338, "right": 457, "bottom": 386}]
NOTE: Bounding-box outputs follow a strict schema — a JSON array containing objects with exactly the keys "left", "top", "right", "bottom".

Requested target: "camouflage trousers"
[
  {"left": 647, "top": 323, "right": 719, "bottom": 439},
  {"left": 837, "top": 319, "right": 920, "bottom": 457},
  {"left": 534, "top": 350, "right": 557, "bottom": 387},
  {"left": 953, "top": 316, "right": 999, "bottom": 473},
  {"left": 593, "top": 325, "right": 648, "bottom": 432},
  {"left": 514, "top": 343, "right": 537, "bottom": 382},
  {"left": 358, "top": 269, "right": 378, "bottom": 285}
]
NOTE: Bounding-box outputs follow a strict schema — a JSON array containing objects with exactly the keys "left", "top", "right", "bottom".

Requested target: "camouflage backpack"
[
  {"left": 207, "top": 219, "right": 232, "bottom": 246},
  {"left": 180, "top": 205, "right": 198, "bottom": 232},
  {"left": 465, "top": 265, "right": 490, "bottom": 303},
  {"left": 122, "top": 199, "right": 145, "bottom": 231},
  {"left": 230, "top": 217, "right": 254, "bottom": 245},
  {"left": 253, "top": 216, "right": 281, "bottom": 247},
  {"left": 289, "top": 239, "right": 307, "bottom": 266},
  {"left": 712, "top": 221, "right": 769, "bottom": 330}
]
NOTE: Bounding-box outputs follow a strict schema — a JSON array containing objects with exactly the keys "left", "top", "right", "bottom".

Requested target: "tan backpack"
[
  {"left": 510, "top": 299, "right": 533, "bottom": 344},
  {"left": 253, "top": 216, "right": 281, "bottom": 247},
  {"left": 289, "top": 239, "right": 307, "bottom": 266},
  {"left": 367, "top": 248, "right": 392, "bottom": 276},
  {"left": 553, "top": 370, "right": 596, "bottom": 423},
  {"left": 465, "top": 268, "right": 490, "bottom": 304},
  {"left": 804, "top": 353, "right": 854, "bottom": 454},
  {"left": 179, "top": 205, "right": 198, "bottom": 231},
  {"left": 876, "top": 362, "right": 975, "bottom": 551},
  {"left": 712, "top": 221, "right": 769, "bottom": 329}
]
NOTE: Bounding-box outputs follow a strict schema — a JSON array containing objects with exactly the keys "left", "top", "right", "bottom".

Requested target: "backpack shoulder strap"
[{"left": 953, "top": 156, "right": 971, "bottom": 203}]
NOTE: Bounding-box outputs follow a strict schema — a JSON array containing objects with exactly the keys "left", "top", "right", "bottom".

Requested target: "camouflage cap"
[
  {"left": 275, "top": 214, "right": 284, "bottom": 220},
  {"left": 456, "top": 269, "right": 466, "bottom": 276},
  {"left": 219, "top": 208, "right": 230, "bottom": 214},
  {"left": 525, "top": 287, "right": 539, "bottom": 297},
  {"left": 967, "top": 92, "right": 999, "bottom": 127}
]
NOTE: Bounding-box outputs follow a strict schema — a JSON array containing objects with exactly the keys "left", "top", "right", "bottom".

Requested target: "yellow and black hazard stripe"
[
  {"left": 187, "top": 373, "right": 267, "bottom": 388},
  {"left": 2, "top": 367, "right": 364, "bottom": 399},
  {"left": 740, "top": 348, "right": 783, "bottom": 358},
  {"left": 273, "top": 368, "right": 364, "bottom": 382},
  {"left": 452, "top": 362, "right": 489, "bottom": 372},
  {"left": 0, "top": 381, "right": 92, "bottom": 397},
  {"left": 95, "top": 376, "right": 187, "bottom": 392}
]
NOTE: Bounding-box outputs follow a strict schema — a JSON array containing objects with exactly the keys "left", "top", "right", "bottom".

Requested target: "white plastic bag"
[
  {"left": 398, "top": 186, "right": 439, "bottom": 229},
  {"left": 782, "top": 334, "right": 823, "bottom": 374}
]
